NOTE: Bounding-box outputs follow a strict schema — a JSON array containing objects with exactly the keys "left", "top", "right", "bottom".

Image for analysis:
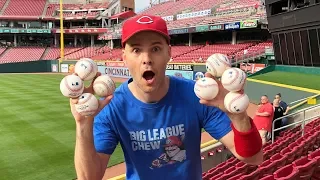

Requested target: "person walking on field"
[{"left": 69, "top": 14, "right": 263, "bottom": 180}]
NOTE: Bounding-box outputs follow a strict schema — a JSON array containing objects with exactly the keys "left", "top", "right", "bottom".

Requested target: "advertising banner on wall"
[
  {"left": 176, "top": 9, "right": 211, "bottom": 20},
  {"left": 165, "top": 64, "right": 194, "bottom": 80},
  {"left": 61, "top": 64, "right": 69, "bottom": 73},
  {"left": 193, "top": 71, "right": 206, "bottom": 81},
  {"left": 240, "top": 20, "right": 258, "bottom": 29},
  {"left": 105, "top": 66, "right": 131, "bottom": 78},
  {"left": 240, "top": 63, "right": 266, "bottom": 74},
  {"left": 224, "top": 22, "right": 240, "bottom": 30},
  {"left": 51, "top": 64, "right": 58, "bottom": 72}
]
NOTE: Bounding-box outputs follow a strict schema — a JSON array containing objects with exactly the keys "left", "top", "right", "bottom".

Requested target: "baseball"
[
  {"left": 74, "top": 93, "right": 99, "bottom": 116},
  {"left": 74, "top": 58, "right": 98, "bottom": 81},
  {"left": 224, "top": 92, "right": 249, "bottom": 114},
  {"left": 194, "top": 77, "right": 219, "bottom": 100},
  {"left": 93, "top": 75, "right": 116, "bottom": 97},
  {"left": 206, "top": 53, "right": 231, "bottom": 77},
  {"left": 60, "top": 74, "right": 84, "bottom": 98},
  {"left": 221, "top": 68, "right": 247, "bottom": 92}
]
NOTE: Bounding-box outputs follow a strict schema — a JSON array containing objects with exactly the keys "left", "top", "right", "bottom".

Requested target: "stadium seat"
[
  {"left": 239, "top": 169, "right": 260, "bottom": 180},
  {"left": 273, "top": 164, "right": 300, "bottom": 180},
  {"left": 260, "top": 175, "right": 275, "bottom": 180},
  {"left": 280, "top": 147, "right": 296, "bottom": 164},
  {"left": 308, "top": 148, "right": 320, "bottom": 179},
  {"left": 270, "top": 153, "right": 288, "bottom": 170},
  {"left": 258, "top": 159, "right": 277, "bottom": 177},
  {"left": 292, "top": 156, "right": 317, "bottom": 179}
]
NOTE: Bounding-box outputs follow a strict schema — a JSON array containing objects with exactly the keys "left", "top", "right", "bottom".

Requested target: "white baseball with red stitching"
[
  {"left": 224, "top": 92, "right": 249, "bottom": 114},
  {"left": 74, "top": 58, "right": 98, "bottom": 81},
  {"left": 60, "top": 74, "right": 84, "bottom": 98},
  {"left": 206, "top": 53, "right": 231, "bottom": 77},
  {"left": 221, "top": 67, "right": 247, "bottom": 92},
  {"left": 93, "top": 75, "right": 116, "bottom": 97},
  {"left": 74, "top": 93, "right": 99, "bottom": 116},
  {"left": 194, "top": 77, "right": 219, "bottom": 100}
]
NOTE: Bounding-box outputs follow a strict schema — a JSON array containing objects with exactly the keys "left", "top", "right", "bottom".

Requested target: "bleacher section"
[
  {"left": 0, "top": 41, "right": 271, "bottom": 64},
  {"left": 3, "top": 0, "right": 46, "bottom": 16},
  {"left": 202, "top": 117, "right": 320, "bottom": 180}
]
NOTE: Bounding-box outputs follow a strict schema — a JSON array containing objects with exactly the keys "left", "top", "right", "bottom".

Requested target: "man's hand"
[
  {"left": 70, "top": 72, "right": 113, "bottom": 123},
  {"left": 199, "top": 72, "right": 246, "bottom": 114}
]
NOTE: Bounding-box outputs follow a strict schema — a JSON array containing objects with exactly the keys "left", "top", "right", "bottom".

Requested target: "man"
[
  {"left": 275, "top": 93, "right": 290, "bottom": 127},
  {"left": 272, "top": 99, "right": 284, "bottom": 138},
  {"left": 69, "top": 14, "right": 263, "bottom": 180},
  {"left": 253, "top": 95, "right": 274, "bottom": 145}
]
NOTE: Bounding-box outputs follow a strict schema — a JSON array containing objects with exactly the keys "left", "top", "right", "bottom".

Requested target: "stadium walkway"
[{"left": 102, "top": 77, "right": 258, "bottom": 180}]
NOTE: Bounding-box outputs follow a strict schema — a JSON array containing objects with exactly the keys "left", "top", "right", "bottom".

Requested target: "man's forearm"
[
  {"left": 75, "top": 117, "right": 103, "bottom": 180},
  {"left": 228, "top": 112, "right": 251, "bottom": 132}
]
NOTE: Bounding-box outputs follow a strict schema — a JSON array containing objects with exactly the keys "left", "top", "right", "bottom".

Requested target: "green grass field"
[
  {"left": 250, "top": 71, "right": 320, "bottom": 90},
  {"left": 0, "top": 74, "right": 124, "bottom": 180}
]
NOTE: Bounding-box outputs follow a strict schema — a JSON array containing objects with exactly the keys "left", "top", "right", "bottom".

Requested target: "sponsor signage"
[
  {"left": 176, "top": 9, "right": 211, "bottom": 20},
  {"left": 193, "top": 71, "right": 205, "bottom": 80},
  {"left": 240, "top": 63, "right": 266, "bottom": 74},
  {"left": 52, "top": 28, "right": 108, "bottom": 34},
  {"left": 196, "top": 25, "right": 209, "bottom": 32},
  {"left": 224, "top": 22, "right": 240, "bottom": 30},
  {"left": 165, "top": 70, "right": 194, "bottom": 80},
  {"left": 240, "top": 20, "right": 258, "bottom": 29},
  {"left": 168, "top": 28, "right": 189, "bottom": 35},
  {"left": 0, "top": 28, "right": 51, "bottom": 34},
  {"left": 105, "top": 66, "right": 131, "bottom": 78},
  {"left": 162, "top": 15, "right": 174, "bottom": 21},
  {"left": 208, "top": 24, "right": 224, "bottom": 31},
  {"left": 166, "top": 64, "right": 193, "bottom": 71}
]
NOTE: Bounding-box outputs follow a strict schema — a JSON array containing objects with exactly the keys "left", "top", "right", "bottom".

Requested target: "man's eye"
[
  {"left": 133, "top": 48, "right": 139, "bottom": 53},
  {"left": 152, "top": 47, "right": 160, "bottom": 52}
]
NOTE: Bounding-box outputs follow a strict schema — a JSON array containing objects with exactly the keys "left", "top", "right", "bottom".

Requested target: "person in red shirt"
[{"left": 253, "top": 95, "right": 274, "bottom": 145}]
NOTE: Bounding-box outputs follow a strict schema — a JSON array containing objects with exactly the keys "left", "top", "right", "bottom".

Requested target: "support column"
[
  {"left": 14, "top": 34, "right": 17, "bottom": 47},
  {"left": 188, "top": 33, "right": 192, "bottom": 46},
  {"left": 54, "top": 34, "right": 58, "bottom": 47},
  {"left": 232, "top": 31, "right": 237, "bottom": 45},
  {"left": 110, "top": 39, "right": 114, "bottom": 49},
  {"left": 74, "top": 35, "right": 77, "bottom": 47},
  {"left": 91, "top": 35, "right": 94, "bottom": 46}
]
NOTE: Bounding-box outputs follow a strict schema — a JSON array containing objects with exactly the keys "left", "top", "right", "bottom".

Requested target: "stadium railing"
[{"left": 271, "top": 103, "right": 320, "bottom": 143}]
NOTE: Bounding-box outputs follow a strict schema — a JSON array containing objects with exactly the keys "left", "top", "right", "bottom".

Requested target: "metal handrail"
[{"left": 271, "top": 103, "right": 320, "bottom": 143}]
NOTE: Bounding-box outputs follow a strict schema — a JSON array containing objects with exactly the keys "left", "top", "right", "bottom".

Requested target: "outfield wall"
[{"left": 0, "top": 60, "right": 59, "bottom": 73}]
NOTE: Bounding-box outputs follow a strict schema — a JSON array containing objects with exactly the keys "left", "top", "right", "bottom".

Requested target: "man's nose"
[{"left": 142, "top": 53, "right": 152, "bottom": 65}]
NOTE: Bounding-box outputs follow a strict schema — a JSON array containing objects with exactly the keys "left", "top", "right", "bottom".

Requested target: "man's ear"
[
  {"left": 167, "top": 45, "right": 172, "bottom": 63},
  {"left": 122, "top": 48, "right": 127, "bottom": 66}
]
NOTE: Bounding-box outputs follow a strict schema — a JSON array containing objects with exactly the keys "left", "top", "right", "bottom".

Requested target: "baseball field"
[
  {"left": 1, "top": 71, "right": 319, "bottom": 180},
  {"left": 0, "top": 73, "right": 124, "bottom": 180}
]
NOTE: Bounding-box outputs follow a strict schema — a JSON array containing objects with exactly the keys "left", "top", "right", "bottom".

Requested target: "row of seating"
[
  {"left": 0, "top": 41, "right": 271, "bottom": 64},
  {"left": 202, "top": 117, "right": 320, "bottom": 180},
  {"left": 0, "top": 0, "right": 109, "bottom": 17}
]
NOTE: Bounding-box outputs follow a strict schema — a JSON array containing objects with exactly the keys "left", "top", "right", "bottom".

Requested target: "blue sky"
[{"left": 135, "top": 0, "right": 150, "bottom": 12}]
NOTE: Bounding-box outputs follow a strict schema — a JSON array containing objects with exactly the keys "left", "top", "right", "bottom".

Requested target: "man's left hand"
[{"left": 199, "top": 72, "right": 245, "bottom": 114}]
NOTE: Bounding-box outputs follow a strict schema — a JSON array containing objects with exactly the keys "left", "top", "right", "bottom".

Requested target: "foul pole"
[{"left": 59, "top": 0, "right": 64, "bottom": 72}]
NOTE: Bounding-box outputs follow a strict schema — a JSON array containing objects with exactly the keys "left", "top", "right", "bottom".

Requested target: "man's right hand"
[{"left": 69, "top": 72, "right": 114, "bottom": 123}]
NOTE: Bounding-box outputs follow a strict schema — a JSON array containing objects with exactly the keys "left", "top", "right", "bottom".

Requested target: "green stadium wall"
[
  {"left": 249, "top": 65, "right": 320, "bottom": 77},
  {"left": 0, "top": 60, "right": 59, "bottom": 73}
]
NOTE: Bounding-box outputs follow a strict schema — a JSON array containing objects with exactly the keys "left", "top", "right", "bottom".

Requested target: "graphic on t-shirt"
[{"left": 149, "top": 135, "right": 186, "bottom": 169}]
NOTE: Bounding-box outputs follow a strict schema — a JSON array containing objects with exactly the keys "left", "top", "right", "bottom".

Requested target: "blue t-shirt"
[
  {"left": 93, "top": 76, "right": 232, "bottom": 180},
  {"left": 279, "top": 101, "right": 288, "bottom": 112}
]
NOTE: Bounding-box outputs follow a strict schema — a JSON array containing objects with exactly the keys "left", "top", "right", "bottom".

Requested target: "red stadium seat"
[
  {"left": 270, "top": 153, "right": 288, "bottom": 170},
  {"left": 260, "top": 175, "right": 275, "bottom": 180},
  {"left": 292, "top": 156, "right": 317, "bottom": 180},
  {"left": 273, "top": 164, "right": 300, "bottom": 180},
  {"left": 239, "top": 169, "right": 260, "bottom": 180},
  {"left": 308, "top": 148, "right": 320, "bottom": 179}
]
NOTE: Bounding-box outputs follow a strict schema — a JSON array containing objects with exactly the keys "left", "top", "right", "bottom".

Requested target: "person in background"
[
  {"left": 253, "top": 95, "right": 274, "bottom": 145},
  {"left": 275, "top": 93, "right": 290, "bottom": 127},
  {"left": 272, "top": 99, "right": 284, "bottom": 138}
]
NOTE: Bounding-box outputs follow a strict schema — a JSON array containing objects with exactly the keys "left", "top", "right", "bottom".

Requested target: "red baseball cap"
[{"left": 121, "top": 14, "right": 170, "bottom": 47}]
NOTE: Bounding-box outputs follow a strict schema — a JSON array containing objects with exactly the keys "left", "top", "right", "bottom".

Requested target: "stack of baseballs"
[
  {"left": 59, "top": 58, "right": 116, "bottom": 116},
  {"left": 194, "top": 53, "right": 249, "bottom": 114}
]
